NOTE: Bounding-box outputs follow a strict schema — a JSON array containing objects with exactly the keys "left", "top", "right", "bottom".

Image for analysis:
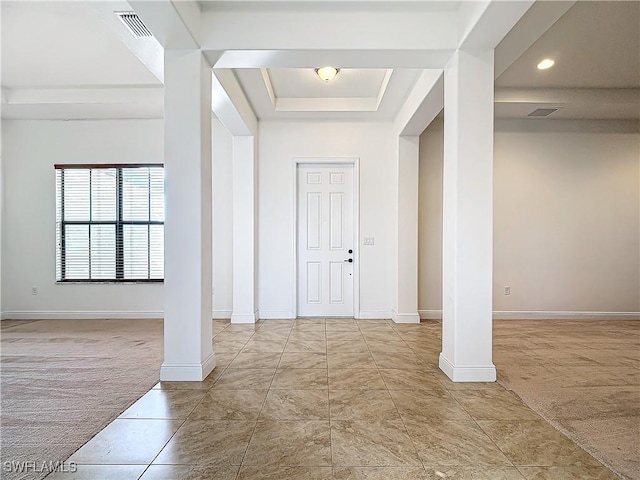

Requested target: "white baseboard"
[
  {"left": 418, "top": 310, "right": 442, "bottom": 320},
  {"left": 439, "top": 353, "right": 496, "bottom": 382},
  {"left": 258, "top": 310, "right": 294, "bottom": 320},
  {"left": 391, "top": 311, "right": 420, "bottom": 324},
  {"left": 419, "top": 310, "right": 640, "bottom": 321},
  {"left": 494, "top": 310, "right": 640, "bottom": 320},
  {"left": 4, "top": 309, "right": 635, "bottom": 322},
  {"left": 160, "top": 352, "right": 216, "bottom": 382},
  {"left": 357, "top": 310, "right": 392, "bottom": 319},
  {"left": 0, "top": 311, "right": 163, "bottom": 320},
  {"left": 231, "top": 311, "right": 259, "bottom": 324}
]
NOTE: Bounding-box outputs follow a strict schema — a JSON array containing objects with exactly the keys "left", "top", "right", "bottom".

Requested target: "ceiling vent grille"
[
  {"left": 527, "top": 107, "right": 560, "bottom": 118},
  {"left": 115, "top": 12, "right": 153, "bottom": 39}
]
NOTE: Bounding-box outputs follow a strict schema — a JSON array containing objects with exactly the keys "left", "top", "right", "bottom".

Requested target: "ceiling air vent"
[
  {"left": 115, "top": 12, "right": 153, "bottom": 39},
  {"left": 527, "top": 107, "right": 560, "bottom": 118}
]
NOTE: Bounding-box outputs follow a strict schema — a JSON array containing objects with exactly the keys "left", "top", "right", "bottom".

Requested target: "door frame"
[{"left": 292, "top": 157, "right": 360, "bottom": 318}]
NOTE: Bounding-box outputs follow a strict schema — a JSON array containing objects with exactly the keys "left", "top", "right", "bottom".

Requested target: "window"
[{"left": 55, "top": 164, "right": 164, "bottom": 282}]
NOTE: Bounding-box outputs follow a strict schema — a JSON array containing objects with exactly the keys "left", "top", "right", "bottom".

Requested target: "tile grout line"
[
  {"left": 216, "top": 319, "right": 261, "bottom": 480},
  {"left": 373, "top": 323, "right": 428, "bottom": 474},
  {"left": 210, "top": 320, "right": 250, "bottom": 480},
  {"left": 139, "top": 320, "right": 242, "bottom": 480},
  {"left": 234, "top": 319, "right": 294, "bottom": 472},
  {"left": 325, "top": 318, "right": 334, "bottom": 472},
  {"left": 445, "top": 385, "right": 521, "bottom": 471},
  {"left": 230, "top": 319, "right": 263, "bottom": 480}
]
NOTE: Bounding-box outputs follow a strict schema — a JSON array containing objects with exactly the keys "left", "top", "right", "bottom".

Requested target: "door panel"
[
  {"left": 307, "top": 193, "right": 321, "bottom": 250},
  {"left": 329, "top": 193, "right": 344, "bottom": 249},
  {"left": 306, "top": 262, "right": 322, "bottom": 304},
  {"left": 329, "top": 262, "right": 344, "bottom": 303},
  {"left": 298, "top": 164, "right": 354, "bottom": 317}
]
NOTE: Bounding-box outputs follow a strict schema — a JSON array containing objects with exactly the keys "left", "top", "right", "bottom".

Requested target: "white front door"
[{"left": 297, "top": 164, "right": 354, "bottom": 317}]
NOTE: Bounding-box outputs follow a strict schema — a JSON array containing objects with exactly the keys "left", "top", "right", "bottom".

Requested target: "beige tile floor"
[{"left": 54, "top": 319, "right": 619, "bottom": 480}]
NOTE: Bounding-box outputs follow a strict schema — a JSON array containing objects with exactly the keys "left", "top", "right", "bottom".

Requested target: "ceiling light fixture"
[
  {"left": 315, "top": 66, "right": 340, "bottom": 83},
  {"left": 537, "top": 58, "right": 555, "bottom": 70}
]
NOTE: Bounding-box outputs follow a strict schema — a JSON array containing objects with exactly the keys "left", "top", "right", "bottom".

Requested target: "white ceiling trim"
[
  {"left": 275, "top": 97, "right": 380, "bottom": 113},
  {"left": 233, "top": 68, "right": 424, "bottom": 121},
  {"left": 395, "top": 70, "right": 443, "bottom": 136},
  {"left": 0, "top": 86, "right": 164, "bottom": 120},
  {"left": 459, "top": 0, "right": 535, "bottom": 50},
  {"left": 260, "top": 69, "right": 277, "bottom": 109},
  {"left": 209, "top": 50, "right": 453, "bottom": 70},
  {"left": 128, "top": 0, "right": 198, "bottom": 49},
  {"left": 2, "top": 86, "right": 163, "bottom": 105},
  {"left": 199, "top": 6, "right": 458, "bottom": 51},
  {"left": 258, "top": 68, "right": 394, "bottom": 113},
  {"left": 375, "top": 70, "right": 394, "bottom": 110},
  {"left": 495, "top": 88, "right": 640, "bottom": 106},
  {"left": 211, "top": 69, "right": 258, "bottom": 136}
]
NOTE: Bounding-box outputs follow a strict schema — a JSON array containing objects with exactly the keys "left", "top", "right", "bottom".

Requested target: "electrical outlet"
[
  {"left": 504, "top": 286, "right": 511, "bottom": 296},
  {"left": 31, "top": 286, "right": 39, "bottom": 296},
  {"left": 363, "top": 237, "right": 375, "bottom": 246}
]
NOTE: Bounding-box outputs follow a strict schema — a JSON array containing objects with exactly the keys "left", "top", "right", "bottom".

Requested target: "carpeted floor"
[
  {"left": 0, "top": 319, "right": 163, "bottom": 480},
  {"left": 495, "top": 319, "right": 640, "bottom": 480}
]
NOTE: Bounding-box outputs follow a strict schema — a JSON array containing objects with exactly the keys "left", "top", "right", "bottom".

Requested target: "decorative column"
[
  {"left": 440, "top": 49, "right": 496, "bottom": 382},
  {"left": 231, "top": 135, "right": 258, "bottom": 323},
  {"left": 394, "top": 135, "right": 420, "bottom": 323},
  {"left": 161, "top": 49, "right": 215, "bottom": 381}
]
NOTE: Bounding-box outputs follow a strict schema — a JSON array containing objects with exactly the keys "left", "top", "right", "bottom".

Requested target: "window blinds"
[{"left": 55, "top": 165, "right": 164, "bottom": 282}]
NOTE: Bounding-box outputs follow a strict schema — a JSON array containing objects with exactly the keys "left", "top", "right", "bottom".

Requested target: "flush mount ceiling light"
[
  {"left": 315, "top": 66, "right": 340, "bottom": 83},
  {"left": 537, "top": 58, "right": 555, "bottom": 70}
]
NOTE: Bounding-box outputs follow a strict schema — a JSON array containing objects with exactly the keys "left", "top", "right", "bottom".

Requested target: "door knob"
[
  {"left": 344, "top": 258, "right": 353, "bottom": 263},
  {"left": 348, "top": 249, "right": 353, "bottom": 254}
]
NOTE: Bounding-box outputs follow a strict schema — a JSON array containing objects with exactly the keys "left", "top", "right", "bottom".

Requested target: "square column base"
[
  {"left": 231, "top": 312, "right": 258, "bottom": 324},
  {"left": 439, "top": 353, "right": 496, "bottom": 382},
  {"left": 160, "top": 352, "right": 216, "bottom": 381},
  {"left": 391, "top": 311, "right": 421, "bottom": 324}
]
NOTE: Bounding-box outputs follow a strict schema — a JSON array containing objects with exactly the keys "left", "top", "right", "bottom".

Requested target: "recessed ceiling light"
[
  {"left": 537, "top": 59, "right": 555, "bottom": 70},
  {"left": 315, "top": 67, "right": 340, "bottom": 83}
]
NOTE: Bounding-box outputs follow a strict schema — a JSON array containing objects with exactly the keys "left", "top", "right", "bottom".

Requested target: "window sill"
[{"left": 55, "top": 281, "right": 164, "bottom": 285}]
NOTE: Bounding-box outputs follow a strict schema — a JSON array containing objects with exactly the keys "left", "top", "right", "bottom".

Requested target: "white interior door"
[{"left": 297, "top": 164, "right": 354, "bottom": 317}]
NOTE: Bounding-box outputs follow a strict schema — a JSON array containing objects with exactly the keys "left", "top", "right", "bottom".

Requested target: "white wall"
[
  {"left": 418, "top": 113, "right": 443, "bottom": 314},
  {"left": 211, "top": 119, "right": 233, "bottom": 317},
  {"left": 258, "top": 121, "right": 396, "bottom": 319},
  {"left": 493, "top": 120, "right": 640, "bottom": 316},
  {"left": 1, "top": 119, "right": 164, "bottom": 319},
  {"left": 0, "top": 124, "right": 4, "bottom": 314},
  {"left": 418, "top": 118, "right": 640, "bottom": 318},
  {"left": 8, "top": 116, "right": 636, "bottom": 321}
]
